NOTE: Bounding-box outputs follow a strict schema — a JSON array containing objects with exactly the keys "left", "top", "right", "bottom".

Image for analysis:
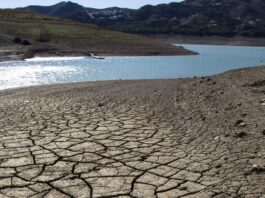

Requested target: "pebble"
[
  {"left": 215, "top": 164, "right": 222, "bottom": 169},
  {"left": 235, "top": 120, "right": 247, "bottom": 127},
  {"left": 260, "top": 99, "right": 265, "bottom": 105},
  {"left": 235, "top": 131, "right": 248, "bottom": 138},
  {"left": 241, "top": 112, "right": 247, "bottom": 117},
  {"left": 214, "top": 136, "right": 220, "bottom": 141},
  {"left": 185, "top": 116, "right": 192, "bottom": 120},
  {"left": 251, "top": 164, "right": 265, "bottom": 173},
  {"left": 179, "top": 186, "right": 188, "bottom": 191}
]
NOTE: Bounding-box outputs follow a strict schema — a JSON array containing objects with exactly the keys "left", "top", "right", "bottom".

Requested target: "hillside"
[
  {"left": 0, "top": 9, "right": 195, "bottom": 61},
  {"left": 20, "top": 0, "right": 265, "bottom": 37}
]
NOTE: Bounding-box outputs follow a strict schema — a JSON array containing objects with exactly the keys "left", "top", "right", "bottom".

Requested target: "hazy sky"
[{"left": 0, "top": 0, "right": 182, "bottom": 9}]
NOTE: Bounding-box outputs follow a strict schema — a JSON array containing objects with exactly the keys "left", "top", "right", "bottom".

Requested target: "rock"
[
  {"left": 215, "top": 164, "right": 222, "bottom": 169},
  {"left": 186, "top": 116, "right": 192, "bottom": 120},
  {"left": 235, "top": 120, "right": 246, "bottom": 127},
  {"left": 250, "top": 80, "right": 265, "bottom": 87},
  {"left": 241, "top": 112, "right": 247, "bottom": 117},
  {"left": 235, "top": 131, "right": 247, "bottom": 138},
  {"left": 98, "top": 103, "right": 104, "bottom": 107},
  {"left": 179, "top": 186, "right": 187, "bottom": 191},
  {"left": 260, "top": 100, "right": 265, "bottom": 106},
  {"left": 262, "top": 130, "right": 265, "bottom": 136},
  {"left": 214, "top": 136, "right": 220, "bottom": 141},
  {"left": 201, "top": 116, "right": 206, "bottom": 121},
  {"left": 140, "top": 155, "right": 148, "bottom": 161},
  {"left": 22, "top": 40, "right": 31, "bottom": 45},
  {"left": 251, "top": 164, "right": 265, "bottom": 173}
]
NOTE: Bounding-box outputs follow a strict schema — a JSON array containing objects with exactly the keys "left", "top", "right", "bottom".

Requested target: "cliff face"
[{"left": 19, "top": 0, "right": 265, "bottom": 37}]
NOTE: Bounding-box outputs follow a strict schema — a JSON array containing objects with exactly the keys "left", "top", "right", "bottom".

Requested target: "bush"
[
  {"left": 22, "top": 40, "right": 31, "bottom": 45},
  {"left": 38, "top": 29, "right": 51, "bottom": 42},
  {"left": 13, "top": 37, "right": 22, "bottom": 44}
]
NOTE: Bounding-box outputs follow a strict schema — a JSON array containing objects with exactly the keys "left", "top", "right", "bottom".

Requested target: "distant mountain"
[
  {"left": 20, "top": 1, "right": 86, "bottom": 17},
  {"left": 19, "top": 0, "right": 265, "bottom": 37}
]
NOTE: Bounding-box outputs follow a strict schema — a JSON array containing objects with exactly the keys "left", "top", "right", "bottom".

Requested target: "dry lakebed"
[{"left": 0, "top": 66, "right": 265, "bottom": 197}]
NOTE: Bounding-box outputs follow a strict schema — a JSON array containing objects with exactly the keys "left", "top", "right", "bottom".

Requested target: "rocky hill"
[
  {"left": 19, "top": 0, "right": 265, "bottom": 37},
  {"left": 0, "top": 9, "right": 195, "bottom": 62}
]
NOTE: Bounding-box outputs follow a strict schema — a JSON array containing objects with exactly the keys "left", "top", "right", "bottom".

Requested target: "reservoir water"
[{"left": 0, "top": 44, "right": 264, "bottom": 90}]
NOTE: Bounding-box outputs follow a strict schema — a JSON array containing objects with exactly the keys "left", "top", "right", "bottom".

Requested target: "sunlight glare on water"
[
  {"left": 0, "top": 64, "right": 77, "bottom": 90},
  {"left": 0, "top": 44, "right": 264, "bottom": 90},
  {"left": 25, "top": 56, "right": 87, "bottom": 62}
]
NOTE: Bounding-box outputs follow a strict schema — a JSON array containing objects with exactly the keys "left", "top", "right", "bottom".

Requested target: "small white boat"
[{"left": 89, "top": 53, "right": 105, "bottom": 59}]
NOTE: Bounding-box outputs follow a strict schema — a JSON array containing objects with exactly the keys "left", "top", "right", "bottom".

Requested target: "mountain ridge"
[{"left": 19, "top": 0, "right": 265, "bottom": 37}]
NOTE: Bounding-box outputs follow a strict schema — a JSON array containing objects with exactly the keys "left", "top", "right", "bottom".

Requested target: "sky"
[{"left": 0, "top": 0, "right": 182, "bottom": 9}]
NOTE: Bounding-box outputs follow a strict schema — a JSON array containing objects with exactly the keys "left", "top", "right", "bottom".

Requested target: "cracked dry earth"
[{"left": 0, "top": 66, "right": 265, "bottom": 198}]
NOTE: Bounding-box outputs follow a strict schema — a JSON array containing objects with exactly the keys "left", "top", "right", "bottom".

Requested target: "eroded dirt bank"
[{"left": 0, "top": 66, "right": 265, "bottom": 197}]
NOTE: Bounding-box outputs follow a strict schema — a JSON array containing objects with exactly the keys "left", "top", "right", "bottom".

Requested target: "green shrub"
[{"left": 37, "top": 28, "right": 51, "bottom": 42}]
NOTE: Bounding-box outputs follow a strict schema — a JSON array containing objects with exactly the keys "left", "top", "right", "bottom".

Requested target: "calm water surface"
[{"left": 0, "top": 44, "right": 264, "bottom": 90}]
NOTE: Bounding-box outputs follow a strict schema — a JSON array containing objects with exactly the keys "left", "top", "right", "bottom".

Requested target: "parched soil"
[{"left": 0, "top": 66, "right": 265, "bottom": 197}]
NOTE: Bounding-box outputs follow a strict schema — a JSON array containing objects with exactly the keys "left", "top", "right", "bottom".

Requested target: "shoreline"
[
  {"left": 2, "top": 34, "right": 265, "bottom": 63},
  {"left": 0, "top": 35, "right": 199, "bottom": 63},
  {"left": 0, "top": 46, "right": 198, "bottom": 63},
  {"left": 0, "top": 64, "right": 264, "bottom": 93},
  {"left": 148, "top": 34, "right": 265, "bottom": 47},
  {"left": 2, "top": 35, "right": 265, "bottom": 63},
  {"left": 0, "top": 52, "right": 197, "bottom": 63},
  {"left": 0, "top": 65, "right": 265, "bottom": 196}
]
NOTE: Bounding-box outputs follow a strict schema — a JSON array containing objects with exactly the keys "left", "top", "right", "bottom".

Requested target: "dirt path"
[{"left": 0, "top": 66, "right": 265, "bottom": 197}]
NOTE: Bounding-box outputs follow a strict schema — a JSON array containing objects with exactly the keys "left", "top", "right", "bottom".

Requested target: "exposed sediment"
[{"left": 0, "top": 66, "right": 265, "bottom": 197}]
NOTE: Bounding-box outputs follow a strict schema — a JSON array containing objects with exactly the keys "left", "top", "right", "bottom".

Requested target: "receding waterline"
[
  {"left": 0, "top": 44, "right": 264, "bottom": 90},
  {"left": 25, "top": 56, "right": 87, "bottom": 62}
]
